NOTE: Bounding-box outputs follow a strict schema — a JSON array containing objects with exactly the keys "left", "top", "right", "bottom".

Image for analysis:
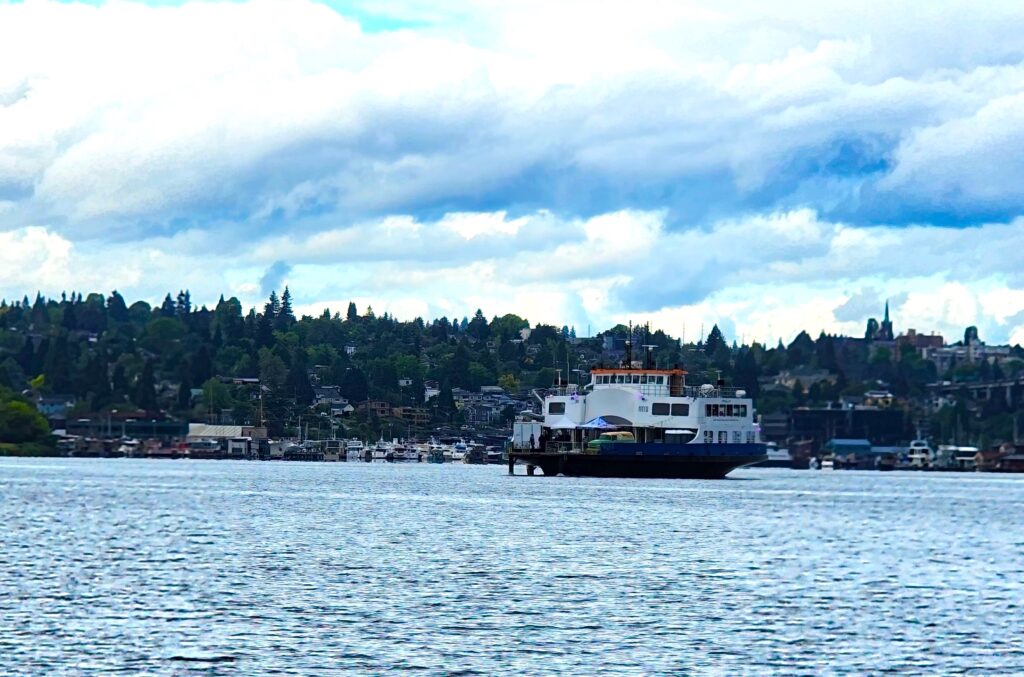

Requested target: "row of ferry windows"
[
  {"left": 596, "top": 374, "right": 666, "bottom": 385},
  {"left": 704, "top": 431, "right": 758, "bottom": 443},
  {"left": 706, "top": 404, "right": 747, "bottom": 417},
  {"left": 549, "top": 401, "right": 689, "bottom": 416}
]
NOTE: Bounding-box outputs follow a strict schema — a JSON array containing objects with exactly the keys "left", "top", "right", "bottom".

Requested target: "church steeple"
[{"left": 877, "top": 299, "right": 894, "bottom": 341}]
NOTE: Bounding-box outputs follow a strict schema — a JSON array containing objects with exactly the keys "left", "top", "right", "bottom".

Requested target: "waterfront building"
[
  {"left": 69, "top": 417, "right": 189, "bottom": 441},
  {"left": 790, "top": 405, "right": 909, "bottom": 454}
]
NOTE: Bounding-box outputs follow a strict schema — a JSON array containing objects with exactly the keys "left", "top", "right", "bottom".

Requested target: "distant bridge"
[{"left": 927, "top": 377, "right": 1024, "bottom": 407}]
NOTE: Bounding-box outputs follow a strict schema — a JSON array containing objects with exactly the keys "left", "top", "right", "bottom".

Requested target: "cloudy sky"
[{"left": 2, "top": 0, "right": 1024, "bottom": 344}]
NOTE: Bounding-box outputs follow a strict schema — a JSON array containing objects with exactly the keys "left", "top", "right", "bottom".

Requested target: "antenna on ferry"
[
  {"left": 624, "top": 321, "right": 633, "bottom": 368},
  {"left": 642, "top": 345, "right": 657, "bottom": 370}
]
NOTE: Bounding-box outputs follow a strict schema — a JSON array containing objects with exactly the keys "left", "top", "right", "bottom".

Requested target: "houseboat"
[{"left": 508, "top": 359, "right": 765, "bottom": 479}]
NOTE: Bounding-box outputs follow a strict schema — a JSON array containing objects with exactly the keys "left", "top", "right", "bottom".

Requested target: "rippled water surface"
[{"left": 2, "top": 459, "right": 1023, "bottom": 675}]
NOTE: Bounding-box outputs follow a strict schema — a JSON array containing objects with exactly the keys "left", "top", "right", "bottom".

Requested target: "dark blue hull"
[{"left": 510, "top": 443, "right": 767, "bottom": 479}]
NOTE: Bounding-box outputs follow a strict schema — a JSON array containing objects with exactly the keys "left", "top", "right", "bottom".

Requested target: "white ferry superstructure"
[{"left": 509, "top": 365, "right": 766, "bottom": 479}]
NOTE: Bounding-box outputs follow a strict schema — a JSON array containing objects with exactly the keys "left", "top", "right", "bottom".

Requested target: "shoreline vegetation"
[{"left": 1, "top": 288, "right": 1023, "bottom": 458}]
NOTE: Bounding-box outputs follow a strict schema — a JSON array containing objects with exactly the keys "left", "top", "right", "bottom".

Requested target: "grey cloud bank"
[{"left": 1, "top": 0, "right": 1024, "bottom": 344}]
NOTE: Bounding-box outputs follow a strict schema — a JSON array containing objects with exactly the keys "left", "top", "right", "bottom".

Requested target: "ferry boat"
[{"left": 508, "top": 359, "right": 765, "bottom": 479}]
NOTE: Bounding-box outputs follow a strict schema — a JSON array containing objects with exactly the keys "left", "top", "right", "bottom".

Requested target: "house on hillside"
[
  {"left": 313, "top": 386, "right": 347, "bottom": 406},
  {"left": 358, "top": 400, "right": 391, "bottom": 418},
  {"left": 774, "top": 367, "right": 835, "bottom": 391}
]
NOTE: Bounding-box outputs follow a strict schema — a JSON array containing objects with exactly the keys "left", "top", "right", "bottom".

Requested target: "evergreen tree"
[
  {"left": 176, "top": 290, "right": 192, "bottom": 318},
  {"left": 787, "top": 331, "right": 815, "bottom": 367},
  {"left": 451, "top": 342, "right": 471, "bottom": 387},
  {"left": 111, "top": 362, "right": 130, "bottom": 399},
  {"left": 43, "top": 334, "right": 73, "bottom": 393},
  {"left": 733, "top": 349, "right": 760, "bottom": 398},
  {"left": 31, "top": 293, "right": 49, "bottom": 327},
  {"left": 61, "top": 303, "right": 78, "bottom": 331},
  {"left": 436, "top": 380, "right": 455, "bottom": 420},
  {"left": 256, "top": 310, "right": 274, "bottom": 348},
  {"left": 191, "top": 345, "right": 213, "bottom": 385},
  {"left": 79, "top": 352, "right": 111, "bottom": 409},
  {"left": 275, "top": 287, "right": 295, "bottom": 331},
  {"left": 339, "top": 367, "right": 369, "bottom": 402},
  {"left": 133, "top": 361, "right": 157, "bottom": 411},
  {"left": 177, "top": 372, "right": 193, "bottom": 411},
  {"left": 347, "top": 301, "right": 358, "bottom": 322},
  {"left": 286, "top": 348, "right": 314, "bottom": 405},
  {"left": 467, "top": 309, "right": 490, "bottom": 342},
  {"left": 160, "top": 294, "right": 177, "bottom": 317},
  {"left": 704, "top": 324, "right": 725, "bottom": 355},
  {"left": 106, "top": 291, "right": 129, "bottom": 323}
]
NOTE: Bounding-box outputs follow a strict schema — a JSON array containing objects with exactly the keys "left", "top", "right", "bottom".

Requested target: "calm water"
[{"left": 1, "top": 460, "right": 1023, "bottom": 675}]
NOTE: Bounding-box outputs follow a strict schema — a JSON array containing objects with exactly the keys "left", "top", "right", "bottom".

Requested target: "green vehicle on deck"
[{"left": 585, "top": 431, "right": 635, "bottom": 454}]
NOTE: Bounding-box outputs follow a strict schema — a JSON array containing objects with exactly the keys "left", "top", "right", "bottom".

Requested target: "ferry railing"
[
  {"left": 539, "top": 385, "right": 582, "bottom": 398},
  {"left": 542, "top": 383, "right": 750, "bottom": 399},
  {"left": 597, "top": 384, "right": 749, "bottom": 399}
]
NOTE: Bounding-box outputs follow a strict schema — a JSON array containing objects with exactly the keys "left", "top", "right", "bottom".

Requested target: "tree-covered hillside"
[{"left": 1, "top": 289, "right": 1022, "bottom": 447}]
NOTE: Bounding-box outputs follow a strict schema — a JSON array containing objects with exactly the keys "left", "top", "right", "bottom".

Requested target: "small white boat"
[
  {"left": 372, "top": 439, "right": 392, "bottom": 462},
  {"left": 906, "top": 439, "right": 934, "bottom": 469},
  {"left": 448, "top": 440, "right": 468, "bottom": 463},
  {"left": 345, "top": 439, "right": 365, "bottom": 462}
]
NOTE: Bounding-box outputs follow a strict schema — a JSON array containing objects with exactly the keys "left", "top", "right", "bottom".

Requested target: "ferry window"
[
  {"left": 704, "top": 431, "right": 713, "bottom": 443},
  {"left": 732, "top": 431, "right": 742, "bottom": 443},
  {"left": 548, "top": 402, "right": 565, "bottom": 414},
  {"left": 711, "top": 404, "right": 720, "bottom": 416},
  {"left": 705, "top": 404, "right": 712, "bottom": 416},
  {"left": 658, "top": 376, "right": 665, "bottom": 384},
  {"left": 652, "top": 403, "right": 670, "bottom": 416},
  {"left": 616, "top": 374, "right": 626, "bottom": 384},
  {"left": 736, "top": 405, "right": 747, "bottom": 417},
  {"left": 725, "top": 405, "right": 733, "bottom": 416},
  {"left": 671, "top": 404, "right": 689, "bottom": 416},
  {"left": 718, "top": 431, "right": 728, "bottom": 443},
  {"left": 640, "top": 375, "right": 648, "bottom": 384},
  {"left": 632, "top": 375, "right": 641, "bottom": 384}
]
